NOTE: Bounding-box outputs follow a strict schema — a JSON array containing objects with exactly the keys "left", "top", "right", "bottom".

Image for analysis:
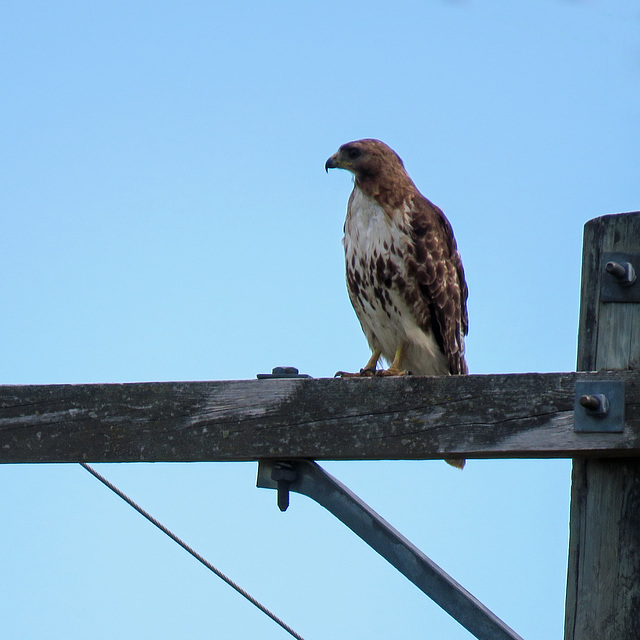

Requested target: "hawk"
[{"left": 325, "top": 139, "right": 468, "bottom": 379}]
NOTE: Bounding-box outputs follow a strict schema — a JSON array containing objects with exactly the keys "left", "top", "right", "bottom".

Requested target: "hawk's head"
[{"left": 325, "top": 139, "right": 405, "bottom": 180}]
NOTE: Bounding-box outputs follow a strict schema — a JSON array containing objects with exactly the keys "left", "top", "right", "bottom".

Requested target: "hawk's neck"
[{"left": 355, "top": 171, "right": 417, "bottom": 216}]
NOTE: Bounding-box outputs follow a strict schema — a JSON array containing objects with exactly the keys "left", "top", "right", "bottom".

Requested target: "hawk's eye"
[{"left": 347, "top": 147, "right": 361, "bottom": 160}]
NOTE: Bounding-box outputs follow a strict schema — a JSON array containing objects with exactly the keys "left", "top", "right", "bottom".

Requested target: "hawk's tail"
[{"left": 445, "top": 458, "right": 466, "bottom": 470}]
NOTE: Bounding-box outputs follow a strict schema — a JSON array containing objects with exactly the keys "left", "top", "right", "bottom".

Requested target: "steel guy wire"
[{"left": 80, "top": 463, "right": 306, "bottom": 640}]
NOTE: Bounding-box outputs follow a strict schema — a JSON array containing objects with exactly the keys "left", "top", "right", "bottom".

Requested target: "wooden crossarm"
[{"left": 2, "top": 370, "right": 639, "bottom": 464}]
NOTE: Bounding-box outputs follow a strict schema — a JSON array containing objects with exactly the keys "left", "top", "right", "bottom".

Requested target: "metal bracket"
[
  {"left": 256, "top": 366, "right": 312, "bottom": 379},
  {"left": 601, "top": 252, "right": 640, "bottom": 302},
  {"left": 257, "top": 459, "right": 524, "bottom": 640},
  {"left": 574, "top": 380, "right": 625, "bottom": 432}
]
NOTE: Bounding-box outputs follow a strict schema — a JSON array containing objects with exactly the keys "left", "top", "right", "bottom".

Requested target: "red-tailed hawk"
[{"left": 325, "top": 138, "right": 468, "bottom": 379}]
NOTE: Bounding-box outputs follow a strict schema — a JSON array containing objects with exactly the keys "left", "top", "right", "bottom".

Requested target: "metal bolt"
[
  {"left": 272, "top": 463, "right": 297, "bottom": 512},
  {"left": 256, "top": 366, "right": 312, "bottom": 379},
  {"left": 579, "top": 393, "right": 610, "bottom": 417},
  {"left": 605, "top": 261, "right": 637, "bottom": 287}
]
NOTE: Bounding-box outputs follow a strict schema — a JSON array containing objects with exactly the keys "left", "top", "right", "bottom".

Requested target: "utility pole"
[{"left": 565, "top": 211, "right": 640, "bottom": 639}]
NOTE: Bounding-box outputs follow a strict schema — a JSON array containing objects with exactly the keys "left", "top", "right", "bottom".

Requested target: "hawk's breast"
[{"left": 343, "top": 187, "right": 448, "bottom": 375}]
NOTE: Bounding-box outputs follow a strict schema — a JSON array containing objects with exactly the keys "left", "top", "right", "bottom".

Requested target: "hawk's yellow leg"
[
  {"left": 335, "top": 349, "right": 381, "bottom": 377},
  {"left": 336, "top": 346, "right": 410, "bottom": 377},
  {"left": 376, "top": 344, "right": 410, "bottom": 377},
  {"left": 361, "top": 349, "right": 381, "bottom": 373}
]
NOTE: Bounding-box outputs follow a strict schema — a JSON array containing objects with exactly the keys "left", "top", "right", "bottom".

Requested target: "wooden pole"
[{"left": 565, "top": 212, "right": 640, "bottom": 639}]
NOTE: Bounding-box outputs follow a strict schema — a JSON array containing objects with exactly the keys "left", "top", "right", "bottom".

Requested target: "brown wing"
[{"left": 404, "top": 195, "right": 468, "bottom": 375}]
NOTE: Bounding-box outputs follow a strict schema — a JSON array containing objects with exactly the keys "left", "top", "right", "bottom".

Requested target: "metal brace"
[
  {"left": 574, "top": 380, "right": 625, "bottom": 432},
  {"left": 601, "top": 252, "right": 640, "bottom": 302},
  {"left": 257, "top": 459, "right": 524, "bottom": 640}
]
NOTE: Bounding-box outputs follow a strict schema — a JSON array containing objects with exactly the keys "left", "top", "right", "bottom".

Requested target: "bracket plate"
[
  {"left": 601, "top": 252, "right": 640, "bottom": 302},
  {"left": 574, "top": 380, "right": 625, "bottom": 432}
]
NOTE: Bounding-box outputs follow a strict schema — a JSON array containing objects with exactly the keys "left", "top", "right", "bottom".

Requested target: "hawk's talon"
[
  {"left": 334, "top": 367, "right": 378, "bottom": 378},
  {"left": 374, "top": 368, "right": 410, "bottom": 377}
]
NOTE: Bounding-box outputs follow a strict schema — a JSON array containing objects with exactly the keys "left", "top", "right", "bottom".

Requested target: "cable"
[{"left": 80, "top": 463, "right": 306, "bottom": 640}]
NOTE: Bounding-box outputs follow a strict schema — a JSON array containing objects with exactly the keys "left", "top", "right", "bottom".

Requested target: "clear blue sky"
[{"left": 1, "top": 1, "right": 638, "bottom": 638}]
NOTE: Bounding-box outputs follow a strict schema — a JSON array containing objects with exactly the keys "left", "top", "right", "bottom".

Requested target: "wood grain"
[{"left": 2, "top": 370, "right": 640, "bottom": 463}]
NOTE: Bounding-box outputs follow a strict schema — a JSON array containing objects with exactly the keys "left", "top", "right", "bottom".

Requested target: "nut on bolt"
[
  {"left": 605, "top": 260, "right": 636, "bottom": 287},
  {"left": 579, "top": 393, "right": 610, "bottom": 417}
]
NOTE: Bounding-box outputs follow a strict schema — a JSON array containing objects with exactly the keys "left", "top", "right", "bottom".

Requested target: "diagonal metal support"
[{"left": 257, "top": 459, "right": 524, "bottom": 640}]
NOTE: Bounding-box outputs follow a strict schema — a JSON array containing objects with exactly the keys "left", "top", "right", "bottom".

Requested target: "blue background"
[{"left": 1, "top": 2, "right": 638, "bottom": 638}]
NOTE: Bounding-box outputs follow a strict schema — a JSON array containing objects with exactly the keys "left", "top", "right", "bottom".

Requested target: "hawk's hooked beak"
[{"left": 325, "top": 153, "right": 340, "bottom": 173}]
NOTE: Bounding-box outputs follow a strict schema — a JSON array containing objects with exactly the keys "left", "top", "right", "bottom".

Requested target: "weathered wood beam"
[{"left": 1, "top": 370, "right": 639, "bottom": 463}]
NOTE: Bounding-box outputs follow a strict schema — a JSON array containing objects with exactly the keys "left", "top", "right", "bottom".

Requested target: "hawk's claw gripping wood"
[
  {"left": 374, "top": 368, "right": 410, "bottom": 377},
  {"left": 334, "top": 368, "right": 407, "bottom": 377}
]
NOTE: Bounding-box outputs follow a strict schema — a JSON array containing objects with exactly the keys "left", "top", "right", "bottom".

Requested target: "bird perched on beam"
[
  {"left": 325, "top": 138, "right": 468, "bottom": 380},
  {"left": 326, "top": 139, "right": 469, "bottom": 469}
]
